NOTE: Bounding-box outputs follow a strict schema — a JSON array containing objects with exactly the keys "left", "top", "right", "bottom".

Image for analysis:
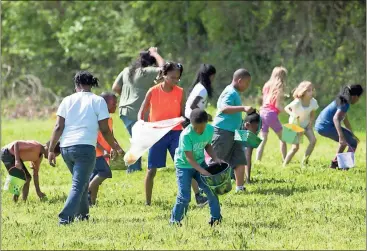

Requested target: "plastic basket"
[{"left": 282, "top": 123, "right": 304, "bottom": 144}]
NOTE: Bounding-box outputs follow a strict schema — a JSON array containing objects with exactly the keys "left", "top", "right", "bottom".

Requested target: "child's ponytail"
[{"left": 336, "top": 84, "right": 363, "bottom": 106}]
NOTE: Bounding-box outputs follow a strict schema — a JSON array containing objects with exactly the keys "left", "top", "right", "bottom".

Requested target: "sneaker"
[
  {"left": 235, "top": 187, "right": 246, "bottom": 193},
  {"left": 195, "top": 193, "right": 208, "bottom": 207},
  {"left": 329, "top": 160, "right": 338, "bottom": 169},
  {"left": 209, "top": 216, "right": 222, "bottom": 227}
]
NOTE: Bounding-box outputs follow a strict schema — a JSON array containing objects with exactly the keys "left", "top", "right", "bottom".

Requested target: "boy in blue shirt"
[
  {"left": 170, "top": 109, "right": 222, "bottom": 226},
  {"left": 211, "top": 69, "right": 254, "bottom": 192}
]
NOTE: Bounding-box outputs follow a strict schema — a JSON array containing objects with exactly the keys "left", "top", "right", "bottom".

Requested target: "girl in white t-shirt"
[
  {"left": 283, "top": 81, "right": 319, "bottom": 166},
  {"left": 184, "top": 64, "right": 216, "bottom": 126}
]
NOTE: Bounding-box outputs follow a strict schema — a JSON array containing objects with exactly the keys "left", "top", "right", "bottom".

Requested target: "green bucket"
[
  {"left": 282, "top": 124, "right": 304, "bottom": 144},
  {"left": 3, "top": 175, "right": 26, "bottom": 196},
  {"left": 109, "top": 155, "right": 128, "bottom": 170},
  {"left": 234, "top": 130, "right": 263, "bottom": 148},
  {"left": 201, "top": 162, "right": 232, "bottom": 195}
]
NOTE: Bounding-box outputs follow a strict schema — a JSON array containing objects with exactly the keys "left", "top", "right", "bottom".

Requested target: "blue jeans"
[
  {"left": 59, "top": 145, "right": 96, "bottom": 224},
  {"left": 120, "top": 115, "right": 142, "bottom": 172},
  {"left": 170, "top": 163, "right": 221, "bottom": 223}
]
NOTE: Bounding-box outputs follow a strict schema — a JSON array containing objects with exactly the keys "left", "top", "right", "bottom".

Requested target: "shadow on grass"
[
  {"left": 250, "top": 186, "right": 309, "bottom": 196},
  {"left": 250, "top": 177, "right": 288, "bottom": 184},
  {"left": 46, "top": 194, "right": 68, "bottom": 204},
  {"left": 233, "top": 220, "right": 284, "bottom": 229}
]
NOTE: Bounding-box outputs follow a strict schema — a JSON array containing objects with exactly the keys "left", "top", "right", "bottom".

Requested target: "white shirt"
[
  {"left": 285, "top": 98, "right": 319, "bottom": 128},
  {"left": 185, "top": 83, "right": 208, "bottom": 119},
  {"left": 57, "top": 92, "right": 110, "bottom": 147}
]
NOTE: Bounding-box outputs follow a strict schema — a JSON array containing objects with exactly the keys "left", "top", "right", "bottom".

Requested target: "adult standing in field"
[
  {"left": 112, "top": 47, "right": 165, "bottom": 173},
  {"left": 48, "top": 71, "right": 124, "bottom": 225}
]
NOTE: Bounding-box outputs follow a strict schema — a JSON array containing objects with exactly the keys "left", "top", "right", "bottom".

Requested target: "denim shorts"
[
  {"left": 316, "top": 126, "right": 358, "bottom": 149},
  {"left": 90, "top": 156, "right": 112, "bottom": 181},
  {"left": 1, "top": 148, "right": 31, "bottom": 180},
  {"left": 148, "top": 130, "right": 182, "bottom": 169}
]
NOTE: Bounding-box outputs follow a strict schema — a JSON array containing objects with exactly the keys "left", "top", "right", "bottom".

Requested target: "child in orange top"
[
  {"left": 1, "top": 140, "right": 60, "bottom": 202},
  {"left": 138, "top": 62, "right": 186, "bottom": 206},
  {"left": 88, "top": 92, "right": 119, "bottom": 205}
]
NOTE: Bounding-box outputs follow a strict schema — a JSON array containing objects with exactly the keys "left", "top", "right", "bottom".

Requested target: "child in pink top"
[{"left": 256, "top": 66, "right": 288, "bottom": 161}]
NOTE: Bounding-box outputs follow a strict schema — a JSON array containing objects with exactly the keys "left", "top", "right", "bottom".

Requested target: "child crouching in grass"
[
  {"left": 170, "top": 109, "right": 223, "bottom": 226},
  {"left": 1, "top": 140, "right": 60, "bottom": 202}
]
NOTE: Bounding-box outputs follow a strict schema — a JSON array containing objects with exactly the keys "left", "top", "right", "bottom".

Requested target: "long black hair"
[
  {"left": 336, "top": 84, "right": 363, "bottom": 106},
  {"left": 74, "top": 71, "right": 99, "bottom": 87},
  {"left": 128, "top": 50, "right": 157, "bottom": 81},
  {"left": 188, "top": 64, "right": 216, "bottom": 99},
  {"left": 154, "top": 62, "right": 183, "bottom": 84}
]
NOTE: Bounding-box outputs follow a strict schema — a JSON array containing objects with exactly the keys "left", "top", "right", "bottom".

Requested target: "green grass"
[{"left": 1, "top": 114, "right": 366, "bottom": 250}]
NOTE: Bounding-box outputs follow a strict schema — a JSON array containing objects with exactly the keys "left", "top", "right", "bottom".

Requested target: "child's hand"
[
  {"left": 200, "top": 169, "right": 212, "bottom": 176},
  {"left": 149, "top": 47, "right": 158, "bottom": 54},
  {"left": 243, "top": 106, "right": 254, "bottom": 114},
  {"left": 48, "top": 152, "right": 57, "bottom": 167},
  {"left": 15, "top": 160, "right": 23, "bottom": 170}
]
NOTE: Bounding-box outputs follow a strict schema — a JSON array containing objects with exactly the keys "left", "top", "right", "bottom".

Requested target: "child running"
[
  {"left": 170, "top": 109, "right": 222, "bottom": 226},
  {"left": 88, "top": 92, "right": 119, "bottom": 206},
  {"left": 138, "top": 62, "right": 207, "bottom": 206},
  {"left": 241, "top": 111, "right": 261, "bottom": 184},
  {"left": 1, "top": 140, "right": 60, "bottom": 202},
  {"left": 283, "top": 81, "right": 319, "bottom": 166},
  {"left": 315, "top": 84, "right": 363, "bottom": 169},
  {"left": 210, "top": 68, "right": 254, "bottom": 192},
  {"left": 256, "top": 66, "right": 288, "bottom": 162}
]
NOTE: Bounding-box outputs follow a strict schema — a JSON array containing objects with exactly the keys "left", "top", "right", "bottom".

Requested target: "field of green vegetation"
[{"left": 1, "top": 112, "right": 365, "bottom": 250}]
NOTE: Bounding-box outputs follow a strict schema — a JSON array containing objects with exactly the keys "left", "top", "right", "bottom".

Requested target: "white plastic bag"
[
  {"left": 124, "top": 117, "right": 185, "bottom": 166},
  {"left": 336, "top": 152, "right": 355, "bottom": 169}
]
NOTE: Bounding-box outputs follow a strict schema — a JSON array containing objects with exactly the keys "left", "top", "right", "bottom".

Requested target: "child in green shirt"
[{"left": 170, "top": 109, "right": 222, "bottom": 226}]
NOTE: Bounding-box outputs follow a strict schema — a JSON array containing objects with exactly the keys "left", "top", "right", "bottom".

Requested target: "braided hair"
[{"left": 74, "top": 71, "right": 99, "bottom": 87}]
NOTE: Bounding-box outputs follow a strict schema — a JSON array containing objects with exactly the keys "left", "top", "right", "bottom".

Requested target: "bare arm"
[
  {"left": 99, "top": 119, "right": 123, "bottom": 153},
  {"left": 112, "top": 71, "right": 124, "bottom": 95},
  {"left": 205, "top": 144, "right": 220, "bottom": 163},
  {"left": 48, "top": 116, "right": 65, "bottom": 167},
  {"left": 181, "top": 89, "right": 186, "bottom": 117},
  {"left": 275, "top": 93, "right": 284, "bottom": 113},
  {"left": 190, "top": 96, "right": 203, "bottom": 111},
  {"left": 138, "top": 90, "right": 152, "bottom": 121},
  {"left": 343, "top": 114, "right": 353, "bottom": 132},
  {"left": 222, "top": 106, "right": 253, "bottom": 114},
  {"left": 185, "top": 151, "right": 211, "bottom": 176},
  {"left": 150, "top": 52, "right": 165, "bottom": 67},
  {"left": 112, "top": 81, "right": 122, "bottom": 95},
  {"left": 309, "top": 110, "right": 316, "bottom": 127},
  {"left": 30, "top": 159, "right": 45, "bottom": 198},
  {"left": 284, "top": 102, "right": 298, "bottom": 118},
  {"left": 13, "top": 141, "right": 22, "bottom": 169}
]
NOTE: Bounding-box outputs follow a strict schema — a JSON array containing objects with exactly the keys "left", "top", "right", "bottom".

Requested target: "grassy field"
[{"left": 1, "top": 113, "right": 366, "bottom": 250}]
